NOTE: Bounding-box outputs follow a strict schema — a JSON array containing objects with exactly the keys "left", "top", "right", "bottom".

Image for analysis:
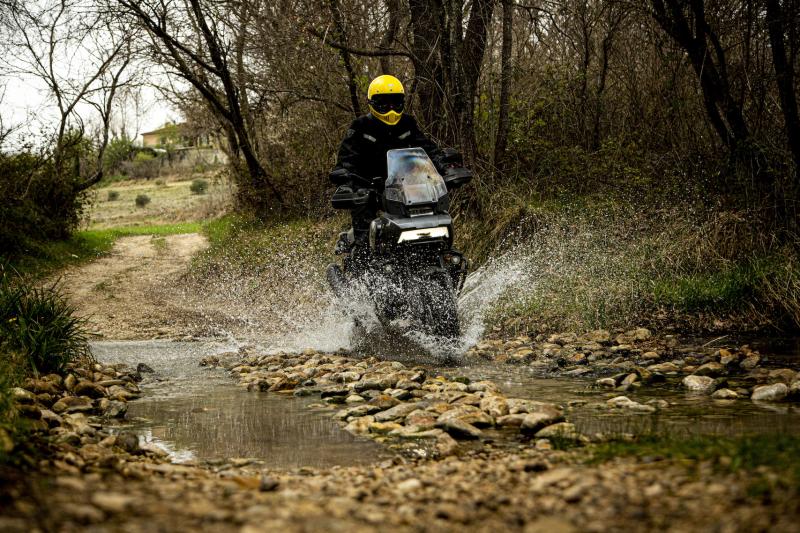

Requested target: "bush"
[
  {"left": 155, "top": 179, "right": 166, "bottom": 187},
  {"left": 135, "top": 194, "right": 151, "bottom": 207},
  {"left": 0, "top": 270, "right": 89, "bottom": 374},
  {"left": 190, "top": 178, "right": 209, "bottom": 195},
  {"left": 107, "top": 190, "right": 119, "bottom": 201}
]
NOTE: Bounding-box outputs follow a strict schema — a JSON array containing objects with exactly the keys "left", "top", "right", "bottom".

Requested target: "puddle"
[
  {"left": 442, "top": 364, "right": 800, "bottom": 438},
  {"left": 90, "top": 341, "right": 388, "bottom": 468}
]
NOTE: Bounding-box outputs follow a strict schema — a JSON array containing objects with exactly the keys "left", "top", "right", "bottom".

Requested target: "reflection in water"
[
  {"left": 447, "top": 364, "right": 800, "bottom": 438},
  {"left": 91, "top": 341, "right": 386, "bottom": 468}
]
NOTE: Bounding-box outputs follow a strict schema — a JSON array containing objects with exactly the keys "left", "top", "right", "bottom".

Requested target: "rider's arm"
[{"left": 331, "top": 121, "right": 365, "bottom": 185}]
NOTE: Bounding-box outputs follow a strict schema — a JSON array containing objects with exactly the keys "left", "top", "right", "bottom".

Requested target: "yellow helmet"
[{"left": 367, "top": 75, "right": 405, "bottom": 126}]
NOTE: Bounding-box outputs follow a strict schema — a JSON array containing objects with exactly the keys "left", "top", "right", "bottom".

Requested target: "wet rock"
[
  {"left": 136, "top": 363, "right": 155, "bottom": 374},
  {"left": 268, "top": 378, "right": 299, "bottom": 392},
  {"left": 534, "top": 422, "right": 581, "bottom": 441},
  {"left": 711, "top": 388, "right": 739, "bottom": 400},
  {"left": 436, "top": 405, "right": 493, "bottom": 428},
  {"left": 751, "top": 383, "right": 788, "bottom": 402},
  {"left": 64, "top": 374, "right": 78, "bottom": 392},
  {"left": 97, "top": 398, "right": 128, "bottom": 418},
  {"left": 606, "top": 396, "right": 657, "bottom": 413},
  {"left": 620, "top": 373, "right": 638, "bottom": 387},
  {"left": 344, "top": 415, "right": 374, "bottom": 435},
  {"left": 682, "top": 375, "right": 716, "bottom": 394},
  {"left": 40, "top": 409, "right": 63, "bottom": 428},
  {"left": 106, "top": 385, "right": 139, "bottom": 401},
  {"left": 24, "top": 379, "right": 59, "bottom": 395},
  {"left": 693, "top": 362, "right": 725, "bottom": 377},
  {"left": 520, "top": 411, "right": 565, "bottom": 434},
  {"left": 354, "top": 376, "right": 397, "bottom": 392},
  {"left": 507, "top": 399, "right": 562, "bottom": 417},
  {"left": 320, "top": 387, "right": 349, "bottom": 399},
  {"left": 259, "top": 476, "right": 280, "bottom": 492},
  {"left": 17, "top": 404, "right": 41, "bottom": 419},
  {"left": 374, "top": 403, "right": 421, "bottom": 423},
  {"left": 587, "top": 330, "right": 611, "bottom": 344},
  {"left": 115, "top": 431, "right": 141, "bottom": 454},
  {"left": 436, "top": 418, "right": 482, "bottom": 440},
  {"left": 479, "top": 395, "right": 509, "bottom": 418},
  {"left": 595, "top": 377, "right": 616, "bottom": 388},
  {"left": 790, "top": 379, "right": 800, "bottom": 399},
  {"left": 74, "top": 381, "right": 106, "bottom": 399},
  {"left": 336, "top": 404, "right": 381, "bottom": 420},
  {"left": 345, "top": 394, "right": 365, "bottom": 404},
  {"left": 199, "top": 356, "right": 220, "bottom": 367},
  {"left": 52, "top": 396, "right": 93, "bottom": 414},
  {"left": 369, "top": 421, "right": 403, "bottom": 435},
  {"left": 718, "top": 349, "right": 739, "bottom": 366}
]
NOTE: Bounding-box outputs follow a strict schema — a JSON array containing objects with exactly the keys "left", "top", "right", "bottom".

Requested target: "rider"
[{"left": 329, "top": 75, "right": 448, "bottom": 243}]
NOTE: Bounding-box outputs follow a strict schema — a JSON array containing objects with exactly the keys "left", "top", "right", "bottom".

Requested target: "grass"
[
  {"left": 588, "top": 434, "right": 800, "bottom": 495},
  {"left": 7, "top": 222, "right": 206, "bottom": 278}
]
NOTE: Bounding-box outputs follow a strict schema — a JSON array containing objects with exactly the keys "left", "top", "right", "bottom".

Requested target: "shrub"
[
  {"left": 155, "top": 179, "right": 165, "bottom": 187},
  {"left": 135, "top": 194, "right": 151, "bottom": 207},
  {"left": 107, "top": 190, "right": 120, "bottom": 201},
  {"left": 190, "top": 178, "right": 209, "bottom": 195},
  {"left": 0, "top": 271, "right": 89, "bottom": 375}
]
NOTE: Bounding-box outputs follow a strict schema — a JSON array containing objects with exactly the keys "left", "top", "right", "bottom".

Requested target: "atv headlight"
[{"left": 397, "top": 226, "right": 449, "bottom": 243}]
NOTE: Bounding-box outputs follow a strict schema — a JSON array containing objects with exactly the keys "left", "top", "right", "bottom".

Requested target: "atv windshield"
[{"left": 384, "top": 148, "right": 447, "bottom": 205}]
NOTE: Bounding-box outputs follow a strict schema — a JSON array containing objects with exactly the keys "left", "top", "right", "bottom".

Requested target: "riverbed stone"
[
  {"left": 740, "top": 355, "right": 761, "bottom": 370},
  {"left": 344, "top": 416, "right": 374, "bottom": 435},
  {"left": 751, "top": 383, "right": 788, "bottom": 402},
  {"left": 647, "top": 362, "right": 680, "bottom": 373},
  {"left": 52, "top": 396, "right": 93, "bottom": 414},
  {"left": 520, "top": 411, "right": 565, "bottom": 434},
  {"left": 374, "top": 403, "right": 421, "bottom": 423},
  {"left": 682, "top": 375, "right": 716, "bottom": 393},
  {"left": 596, "top": 378, "right": 616, "bottom": 388},
  {"left": 11, "top": 387, "right": 36, "bottom": 404},
  {"left": 496, "top": 414, "right": 528, "bottom": 427},
  {"left": 479, "top": 395, "right": 509, "bottom": 418},
  {"left": 534, "top": 422, "right": 581, "bottom": 441},
  {"left": 606, "top": 396, "right": 657, "bottom": 413},
  {"left": 436, "top": 405, "right": 493, "bottom": 428},
  {"left": 693, "top": 362, "right": 725, "bottom": 377},
  {"left": 768, "top": 368, "right": 797, "bottom": 384},
  {"left": 436, "top": 418, "right": 482, "bottom": 440},
  {"left": 75, "top": 381, "right": 107, "bottom": 399},
  {"left": 336, "top": 404, "right": 381, "bottom": 420},
  {"left": 711, "top": 388, "right": 739, "bottom": 400}
]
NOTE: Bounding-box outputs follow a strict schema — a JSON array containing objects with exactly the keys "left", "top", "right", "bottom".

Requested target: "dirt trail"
[{"left": 57, "top": 233, "right": 211, "bottom": 340}]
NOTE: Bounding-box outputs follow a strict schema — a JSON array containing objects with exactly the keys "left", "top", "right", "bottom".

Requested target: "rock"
[
  {"left": 507, "top": 399, "right": 562, "bottom": 417},
  {"left": 682, "top": 375, "right": 716, "bottom": 393},
  {"left": 520, "top": 411, "right": 565, "bottom": 433},
  {"left": 740, "top": 354, "right": 760, "bottom": 370},
  {"left": 268, "top": 378, "right": 299, "bottom": 392},
  {"left": 320, "top": 387, "right": 349, "bottom": 399},
  {"left": 106, "top": 385, "right": 139, "bottom": 401},
  {"left": 64, "top": 374, "right": 78, "bottom": 392},
  {"left": 587, "top": 330, "right": 611, "bottom": 344},
  {"left": 751, "top": 383, "right": 788, "bottom": 402},
  {"left": 354, "top": 376, "right": 396, "bottom": 392},
  {"left": 344, "top": 416, "right": 374, "bottom": 435},
  {"left": 496, "top": 414, "right": 528, "bottom": 427},
  {"left": 595, "top": 378, "right": 616, "bottom": 388},
  {"left": 259, "top": 476, "right": 279, "bottom": 492},
  {"left": 136, "top": 363, "right": 155, "bottom": 374},
  {"left": 336, "top": 404, "right": 381, "bottom": 420},
  {"left": 436, "top": 418, "right": 482, "bottom": 440},
  {"left": 199, "top": 356, "right": 220, "bottom": 367},
  {"left": 534, "top": 422, "right": 581, "bottom": 441},
  {"left": 634, "top": 328, "right": 652, "bottom": 341},
  {"left": 769, "top": 368, "right": 797, "bottom": 384},
  {"left": 524, "top": 516, "right": 578, "bottom": 533},
  {"left": 693, "top": 362, "right": 725, "bottom": 377},
  {"left": 114, "top": 431, "right": 141, "bottom": 454},
  {"left": 396, "top": 478, "right": 423, "bottom": 493},
  {"left": 790, "top": 379, "right": 800, "bottom": 399},
  {"left": 436, "top": 405, "right": 493, "bottom": 428},
  {"left": 435, "top": 432, "right": 459, "bottom": 456},
  {"left": 369, "top": 394, "right": 401, "bottom": 410},
  {"left": 718, "top": 349, "right": 739, "bottom": 366},
  {"left": 606, "top": 396, "right": 656, "bottom": 413},
  {"left": 11, "top": 387, "right": 36, "bottom": 404},
  {"left": 621, "top": 373, "right": 638, "bottom": 387},
  {"left": 711, "top": 388, "right": 739, "bottom": 400},
  {"left": 642, "top": 351, "right": 660, "bottom": 360},
  {"left": 479, "top": 395, "right": 509, "bottom": 418},
  {"left": 647, "top": 362, "right": 680, "bottom": 373},
  {"left": 40, "top": 409, "right": 63, "bottom": 428},
  {"left": 345, "top": 394, "right": 365, "bottom": 404},
  {"left": 373, "top": 403, "right": 421, "bottom": 423},
  {"left": 24, "top": 379, "right": 59, "bottom": 395},
  {"left": 369, "top": 421, "right": 402, "bottom": 434},
  {"left": 91, "top": 492, "right": 134, "bottom": 513},
  {"left": 74, "top": 381, "right": 106, "bottom": 399},
  {"left": 52, "top": 396, "right": 93, "bottom": 413},
  {"left": 404, "top": 410, "right": 438, "bottom": 429}
]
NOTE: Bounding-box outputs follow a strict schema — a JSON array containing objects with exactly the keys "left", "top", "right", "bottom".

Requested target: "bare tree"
[{"left": 118, "top": 0, "right": 284, "bottom": 210}]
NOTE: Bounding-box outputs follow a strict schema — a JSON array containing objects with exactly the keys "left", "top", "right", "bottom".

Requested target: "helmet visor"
[{"left": 369, "top": 93, "right": 405, "bottom": 114}]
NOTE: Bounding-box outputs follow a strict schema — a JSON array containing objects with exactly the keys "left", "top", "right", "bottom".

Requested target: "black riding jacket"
[{"left": 331, "top": 114, "right": 442, "bottom": 188}]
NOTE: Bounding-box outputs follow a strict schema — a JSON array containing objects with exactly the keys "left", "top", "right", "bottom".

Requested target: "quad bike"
[{"left": 326, "top": 147, "right": 471, "bottom": 339}]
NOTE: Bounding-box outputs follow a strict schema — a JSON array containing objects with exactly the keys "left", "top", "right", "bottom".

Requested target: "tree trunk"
[{"left": 494, "top": 0, "right": 513, "bottom": 172}]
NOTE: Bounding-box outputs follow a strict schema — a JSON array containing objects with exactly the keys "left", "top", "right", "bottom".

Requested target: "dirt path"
[{"left": 57, "top": 233, "right": 211, "bottom": 340}]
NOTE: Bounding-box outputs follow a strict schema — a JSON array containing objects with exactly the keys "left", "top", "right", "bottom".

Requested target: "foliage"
[
  {"left": 135, "top": 194, "right": 151, "bottom": 207},
  {"left": 0, "top": 270, "right": 89, "bottom": 375},
  {"left": 0, "top": 144, "right": 91, "bottom": 263},
  {"left": 102, "top": 138, "right": 135, "bottom": 174},
  {"left": 107, "top": 190, "right": 120, "bottom": 201},
  {"left": 190, "top": 178, "right": 208, "bottom": 195}
]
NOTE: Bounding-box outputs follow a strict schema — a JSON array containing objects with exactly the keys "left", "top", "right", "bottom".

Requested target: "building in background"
[{"left": 139, "top": 121, "right": 227, "bottom": 166}]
